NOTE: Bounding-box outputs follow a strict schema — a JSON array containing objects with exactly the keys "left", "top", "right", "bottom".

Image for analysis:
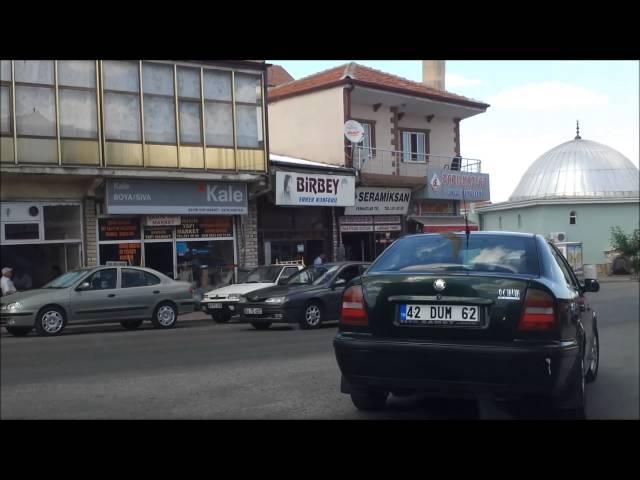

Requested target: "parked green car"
[{"left": 1, "top": 266, "right": 195, "bottom": 337}]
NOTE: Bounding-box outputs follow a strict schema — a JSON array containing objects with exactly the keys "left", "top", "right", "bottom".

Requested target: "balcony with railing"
[{"left": 349, "top": 146, "right": 481, "bottom": 187}]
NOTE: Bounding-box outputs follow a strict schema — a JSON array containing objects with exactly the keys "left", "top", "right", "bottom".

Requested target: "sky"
[{"left": 268, "top": 60, "right": 639, "bottom": 203}]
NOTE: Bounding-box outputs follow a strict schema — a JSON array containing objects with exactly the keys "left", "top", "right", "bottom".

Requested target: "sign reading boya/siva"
[
  {"left": 275, "top": 171, "right": 355, "bottom": 207},
  {"left": 106, "top": 180, "right": 248, "bottom": 215},
  {"left": 425, "top": 168, "right": 490, "bottom": 201},
  {"left": 344, "top": 187, "right": 412, "bottom": 215}
]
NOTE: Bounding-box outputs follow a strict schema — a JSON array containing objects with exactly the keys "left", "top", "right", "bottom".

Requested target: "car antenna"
[{"left": 462, "top": 186, "right": 470, "bottom": 249}]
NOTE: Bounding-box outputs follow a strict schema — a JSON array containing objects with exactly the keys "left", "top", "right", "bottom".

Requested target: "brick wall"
[
  {"left": 239, "top": 198, "right": 259, "bottom": 268},
  {"left": 84, "top": 197, "right": 97, "bottom": 267}
]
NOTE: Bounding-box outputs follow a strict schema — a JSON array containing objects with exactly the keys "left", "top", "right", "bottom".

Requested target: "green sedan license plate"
[{"left": 400, "top": 304, "right": 479, "bottom": 324}]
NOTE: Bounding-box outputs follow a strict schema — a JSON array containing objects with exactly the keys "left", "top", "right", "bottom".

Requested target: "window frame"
[
  {"left": 14, "top": 62, "right": 57, "bottom": 140},
  {"left": 569, "top": 211, "right": 577, "bottom": 225},
  {"left": 57, "top": 61, "right": 99, "bottom": 141},
  {"left": 101, "top": 60, "right": 143, "bottom": 144},
  {"left": 141, "top": 62, "right": 177, "bottom": 146},
  {"left": 353, "top": 118, "right": 376, "bottom": 153},
  {"left": 400, "top": 128, "right": 430, "bottom": 163}
]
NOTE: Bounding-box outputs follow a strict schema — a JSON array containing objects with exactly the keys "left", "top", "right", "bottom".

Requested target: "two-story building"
[
  {"left": 0, "top": 60, "right": 268, "bottom": 291},
  {"left": 267, "top": 61, "right": 491, "bottom": 262}
]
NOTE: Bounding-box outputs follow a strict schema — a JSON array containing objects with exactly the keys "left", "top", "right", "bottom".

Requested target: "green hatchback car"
[{"left": 1, "top": 266, "right": 195, "bottom": 337}]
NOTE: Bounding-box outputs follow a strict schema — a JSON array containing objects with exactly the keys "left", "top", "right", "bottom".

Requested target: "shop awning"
[{"left": 408, "top": 215, "right": 479, "bottom": 233}]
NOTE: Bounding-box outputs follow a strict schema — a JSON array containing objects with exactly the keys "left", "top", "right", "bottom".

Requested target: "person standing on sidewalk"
[{"left": 1, "top": 267, "right": 17, "bottom": 296}]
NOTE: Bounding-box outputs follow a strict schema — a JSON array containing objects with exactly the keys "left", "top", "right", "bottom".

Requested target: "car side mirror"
[
  {"left": 333, "top": 278, "right": 347, "bottom": 289},
  {"left": 77, "top": 282, "right": 90, "bottom": 291},
  {"left": 582, "top": 279, "right": 600, "bottom": 293}
]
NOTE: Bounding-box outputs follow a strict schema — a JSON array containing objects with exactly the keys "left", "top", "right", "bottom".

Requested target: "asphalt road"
[{"left": 1, "top": 281, "right": 638, "bottom": 419}]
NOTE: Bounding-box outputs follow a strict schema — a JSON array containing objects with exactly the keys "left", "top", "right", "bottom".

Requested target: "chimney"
[{"left": 422, "top": 61, "right": 445, "bottom": 90}]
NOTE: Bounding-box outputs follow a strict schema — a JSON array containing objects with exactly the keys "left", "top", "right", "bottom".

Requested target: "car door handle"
[
  {"left": 153, "top": 290, "right": 160, "bottom": 294},
  {"left": 108, "top": 294, "right": 116, "bottom": 298}
]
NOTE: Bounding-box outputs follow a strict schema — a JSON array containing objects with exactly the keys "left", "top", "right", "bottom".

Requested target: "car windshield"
[
  {"left": 286, "top": 265, "right": 339, "bottom": 285},
  {"left": 42, "top": 269, "right": 92, "bottom": 289},
  {"left": 369, "top": 234, "right": 540, "bottom": 275},
  {"left": 243, "top": 266, "right": 283, "bottom": 283}
]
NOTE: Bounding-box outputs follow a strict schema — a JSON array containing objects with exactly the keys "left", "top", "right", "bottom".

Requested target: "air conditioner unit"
[{"left": 549, "top": 232, "right": 567, "bottom": 243}]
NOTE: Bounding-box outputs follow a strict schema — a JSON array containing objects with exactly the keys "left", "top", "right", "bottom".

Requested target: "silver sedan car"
[{"left": 1, "top": 266, "right": 195, "bottom": 337}]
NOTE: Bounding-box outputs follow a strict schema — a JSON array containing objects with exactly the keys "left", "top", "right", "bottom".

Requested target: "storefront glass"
[{"left": 176, "top": 240, "right": 234, "bottom": 290}]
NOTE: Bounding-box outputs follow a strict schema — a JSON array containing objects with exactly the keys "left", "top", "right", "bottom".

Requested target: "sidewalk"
[{"left": 597, "top": 274, "right": 639, "bottom": 283}]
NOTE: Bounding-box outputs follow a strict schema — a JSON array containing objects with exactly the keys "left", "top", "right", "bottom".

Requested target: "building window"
[
  {"left": 1, "top": 61, "right": 12, "bottom": 136},
  {"left": 14, "top": 61, "right": 56, "bottom": 138},
  {"left": 499, "top": 216, "right": 502, "bottom": 229},
  {"left": 177, "top": 67, "right": 202, "bottom": 146},
  {"left": 204, "top": 69, "right": 233, "bottom": 147},
  {"left": 58, "top": 61, "right": 98, "bottom": 139},
  {"left": 401, "top": 129, "right": 429, "bottom": 162},
  {"left": 517, "top": 214, "right": 522, "bottom": 228},
  {"left": 569, "top": 211, "right": 577, "bottom": 225},
  {"left": 142, "top": 63, "right": 176, "bottom": 144},
  {"left": 103, "top": 61, "right": 141, "bottom": 142},
  {"left": 234, "top": 73, "right": 263, "bottom": 149}
]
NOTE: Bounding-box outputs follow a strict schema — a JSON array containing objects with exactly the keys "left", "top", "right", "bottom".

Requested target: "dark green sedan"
[
  {"left": 334, "top": 232, "right": 601, "bottom": 419},
  {"left": 1, "top": 266, "right": 195, "bottom": 337}
]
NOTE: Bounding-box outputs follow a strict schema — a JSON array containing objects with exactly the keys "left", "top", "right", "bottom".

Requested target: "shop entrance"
[
  {"left": 342, "top": 233, "right": 373, "bottom": 262},
  {"left": 144, "top": 242, "right": 174, "bottom": 279},
  {"left": 0, "top": 243, "right": 81, "bottom": 289}
]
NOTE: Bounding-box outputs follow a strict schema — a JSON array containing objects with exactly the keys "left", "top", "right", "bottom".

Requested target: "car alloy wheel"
[
  {"left": 152, "top": 303, "right": 177, "bottom": 329},
  {"left": 35, "top": 307, "right": 66, "bottom": 336},
  {"left": 586, "top": 330, "right": 599, "bottom": 383},
  {"left": 302, "top": 303, "right": 322, "bottom": 329}
]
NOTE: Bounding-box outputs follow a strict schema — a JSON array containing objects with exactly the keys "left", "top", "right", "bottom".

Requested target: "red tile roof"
[
  {"left": 268, "top": 62, "right": 489, "bottom": 110},
  {"left": 267, "top": 65, "right": 295, "bottom": 87}
]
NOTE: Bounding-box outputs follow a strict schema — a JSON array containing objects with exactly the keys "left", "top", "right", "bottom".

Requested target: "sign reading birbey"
[{"left": 275, "top": 171, "right": 355, "bottom": 207}]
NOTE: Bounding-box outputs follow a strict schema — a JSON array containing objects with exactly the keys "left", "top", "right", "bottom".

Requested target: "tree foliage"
[{"left": 610, "top": 226, "right": 640, "bottom": 273}]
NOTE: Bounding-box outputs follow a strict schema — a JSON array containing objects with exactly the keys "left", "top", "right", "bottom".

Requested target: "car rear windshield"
[{"left": 368, "top": 234, "right": 540, "bottom": 275}]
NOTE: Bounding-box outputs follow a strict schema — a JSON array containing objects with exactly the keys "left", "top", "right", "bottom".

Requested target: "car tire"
[
  {"left": 34, "top": 306, "right": 67, "bottom": 336},
  {"left": 586, "top": 328, "right": 599, "bottom": 383},
  {"left": 120, "top": 319, "right": 144, "bottom": 330},
  {"left": 251, "top": 322, "right": 271, "bottom": 330},
  {"left": 5, "top": 326, "right": 32, "bottom": 337},
  {"left": 350, "top": 389, "right": 389, "bottom": 411},
  {"left": 555, "top": 355, "right": 586, "bottom": 419},
  {"left": 300, "top": 301, "right": 323, "bottom": 330},
  {"left": 211, "top": 312, "right": 231, "bottom": 323},
  {"left": 151, "top": 302, "right": 178, "bottom": 329}
]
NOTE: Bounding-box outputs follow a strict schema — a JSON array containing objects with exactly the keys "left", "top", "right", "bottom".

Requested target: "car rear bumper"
[
  {"left": 239, "top": 303, "right": 301, "bottom": 324},
  {"left": 334, "top": 333, "right": 580, "bottom": 401}
]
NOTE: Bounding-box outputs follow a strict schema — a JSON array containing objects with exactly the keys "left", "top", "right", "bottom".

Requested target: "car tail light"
[
  {"left": 340, "top": 285, "right": 368, "bottom": 326},
  {"left": 189, "top": 287, "right": 194, "bottom": 296},
  {"left": 518, "top": 288, "right": 556, "bottom": 331}
]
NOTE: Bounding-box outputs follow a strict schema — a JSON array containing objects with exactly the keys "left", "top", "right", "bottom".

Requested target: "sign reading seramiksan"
[
  {"left": 106, "top": 180, "right": 248, "bottom": 215},
  {"left": 344, "top": 187, "right": 411, "bottom": 215},
  {"left": 275, "top": 171, "right": 355, "bottom": 207},
  {"left": 426, "top": 168, "right": 490, "bottom": 201}
]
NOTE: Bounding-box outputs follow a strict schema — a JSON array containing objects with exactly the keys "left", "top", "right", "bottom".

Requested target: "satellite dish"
[{"left": 344, "top": 120, "right": 365, "bottom": 143}]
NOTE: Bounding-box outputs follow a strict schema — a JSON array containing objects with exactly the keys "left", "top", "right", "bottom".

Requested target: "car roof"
[
  {"left": 402, "top": 231, "right": 538, "bottom": 240},
  {"left": 322, "top": 261, "right": 371, "bottom": 267}
]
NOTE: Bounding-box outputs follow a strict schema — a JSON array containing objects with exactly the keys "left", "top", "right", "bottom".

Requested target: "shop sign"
[
  {"left": 106, "top": 180, "right": 247, "bottom": 215},
  {"left": 374, "top": 224, "right": 402, "bottom": 232},
  {"left": 99, "top": 218, "right": 140, "bottom": 242},
  {"left": 373, "top": 215, "right": 402, "bottom": 224},
  {"left": 344, "top": 187, "right": 412, "bottom": 215},
  {"left": 424, "top": 168, "right": 490, "bottom": 201},
  {"left": 411, "top": 200, "right": 455, "bottom": 215},
  {"left": 145, "top": 215, "right": 181, "bottom": 226},
  {"left": 176, "top": 216, "right": 233, "bottom": 239},
  {"left": 144, "top": 227, "right": 173, "bottom": 240},
  {"left": 275, "top": 171, "right": 355, "bottom": 207},
  {"left": 340, "top": 224, "right": 374, "bottom": 232},
  {"left": 339, "top": 215, "right": 373, "bottom": 225}
]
